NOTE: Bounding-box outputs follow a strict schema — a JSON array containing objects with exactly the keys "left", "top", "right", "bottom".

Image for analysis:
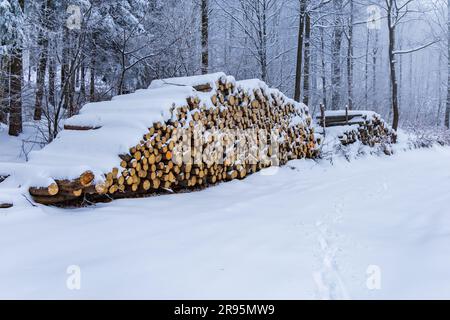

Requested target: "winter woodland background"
[{"left": 0, "top": 0, "right": 449, "bottom": 144}]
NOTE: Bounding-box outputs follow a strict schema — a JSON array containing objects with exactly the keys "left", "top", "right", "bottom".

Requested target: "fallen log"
[
  {"left": 56, "top": 171, "right": 94, "bottom": 192},
  {"left": 321, "top": 121, "right": 366, "bottom": 128},
  {"left": 64, "top": 125, "right": 101, "bottom": 131},
  {"left": 193, "top": 83, "right": 212, "bottom": 92},
  {"left": 29, "top": 182, "right": 59, "bottom": 197},
  {"left": 30, "top": 194, "right": 80, "bottom": 205},
  {"left": 0, "top": 203, "right": 13, "bottom": 209}
]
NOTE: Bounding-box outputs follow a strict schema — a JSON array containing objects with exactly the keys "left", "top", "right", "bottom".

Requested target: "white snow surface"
[
  {"left": 149, "top": 72, "right": 229, "bottom": 90},
  {"left": 1, "top": 146, "right": 450, "bottom": 299}
]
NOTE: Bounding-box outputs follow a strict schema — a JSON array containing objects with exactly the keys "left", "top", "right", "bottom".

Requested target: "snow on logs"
[
  {"left": 318, "top": 110, "right": 396, "bottom": 147},
  {"left": 27, "top": 73, "right": 318, "bottom": 205}
]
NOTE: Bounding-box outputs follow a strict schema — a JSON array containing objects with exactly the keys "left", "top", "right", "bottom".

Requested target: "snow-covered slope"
[{"left": 1, "top": 146, "right": 450, "bottom": 299}]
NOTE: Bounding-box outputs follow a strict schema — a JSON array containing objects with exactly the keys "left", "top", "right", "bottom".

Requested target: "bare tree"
[
  {"left": 8, "top": 0, "right": 24, "bottom": 136},
  {"left": 302, "top": 12, "right": 311, "bottom": 105},
  {"left": 0, "top": 55, "right": 9, "bottom": 124},
  {"left": 385, "top": 0, "right": 438, "bottom": 130},
  {"left": 346, "top": 0, "right": 354, "bottom": 110},
  {"left": 445, "top": 0, "right": 450, "bottom": 128},
  {"left": 294, "top": 0, "right": 307, "bottom": 102},
  {"left": 330, "top": 0, "right": 343, "bottom": 110},
  {"left": 33, "top": 0, "right": 52, "bottom": 121},
  {"left": 201, "top": 0, "right": 209, "bottom": 74}
]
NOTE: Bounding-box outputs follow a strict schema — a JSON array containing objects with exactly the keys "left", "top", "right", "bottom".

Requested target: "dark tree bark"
[
  {"left": 364, "top": 31, "right": 369, "bottom": 109},
  {"left": 302, "top": 13, "right": 311, "bottom": 106},
  {"left": 346, "top": 0, "right": 354, "bottom": 110},
  {"left": 48, "top": 51, "right": 56, "bottom": 106},
  {"left": 387, "top": 0, "right": 399, "bottom": 131},
  {"left": 372, "top": 31, "right": 378, "bottom": 111},
  {"left": 320, "top": 26, "right": 327, "bottom": 109},
  {"left": 8, "top": 0, "right": 25, "bottom": 136},
  {"left": 201, "top": 0, "right": 209, "bottom": 74},
  {"left": 259, "top": 2, "right": 268, "bottom": 83},
  {"left": 330, "top": 0, "right": 343, "bottom": 110},
  {"left": 61, "top": 26, "right": 70, "bottom": 110},
  {"left": 445, "top": 0, "right": 450, "bottom": 128},
  {"left": 294, "top": 0, "right": 307, "bottom": 102},
  {"left": 90, "top": 38, "right": 96, "bottom": 102},
  {"left": 0, "top": 55, "right": 9, "bottom": 124},
  {"left": 80, "top": 62, "right": 86, "bottom": 103}
]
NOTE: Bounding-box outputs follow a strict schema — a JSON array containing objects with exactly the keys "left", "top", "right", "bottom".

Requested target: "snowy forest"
[
  {"left": 2, "top": 0, "right": 450, "bottom": 301},
  {"left": 0, "top": 0, "right": 449, "bottom": 141}
]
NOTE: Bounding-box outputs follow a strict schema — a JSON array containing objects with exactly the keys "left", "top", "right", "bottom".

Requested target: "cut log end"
[
  {"left": 80, "top": 171, "right": 95, "bottom": 187},
  {"left": 48, "top": 183, "right": 59, "bottom": 196},
  {"left": 29, "top": 182, "right": 59, "bottom": 197}
]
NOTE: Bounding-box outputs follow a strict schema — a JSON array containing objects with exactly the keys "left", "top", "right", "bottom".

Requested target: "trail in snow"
[{"left": 1, "top": 147, "right": 450, "bottom": 299}]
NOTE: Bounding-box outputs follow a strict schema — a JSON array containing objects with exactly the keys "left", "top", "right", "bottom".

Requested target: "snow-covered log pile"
[
  {"left": 24, "top": 72, "right": 317, "bottom": 205},
  {"left": 318, "top": 110, "right": 396, "bottom": 148}
]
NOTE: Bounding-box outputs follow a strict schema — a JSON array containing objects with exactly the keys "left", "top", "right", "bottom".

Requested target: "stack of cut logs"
[
  {"left": 29, "top": 76, "right": 318, "bottom": 205},
  {"left": 318, "top": 111, "right": 396, "bottom": 147}
]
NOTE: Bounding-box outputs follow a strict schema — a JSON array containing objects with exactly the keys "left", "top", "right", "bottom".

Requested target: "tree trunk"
[
  {"left": 387, "top": 1, "right": 399, "bottom": 131},
  {"left": 320, "top": 26, "right": 327, "bottom": 109},
  {"left": 260, "top": 2, "right": 268, "bottom": 83},
  {"left": 8, "top": 0, "right": 25, "bottom": 136},
  {"left": 61, "top": 27, "right": 70, "bottom": 110},
  {"left": 302, "top": 13, "right": 311, "bottom": 106},
  {"left": 80, "top": 62, "right": 86, "bottom": 103},
  {"left": 34, "top": 0, "right": 52, "bottom": 121},
  {"left": 346, "top": 0, "right": 354, "bottom": 110},
  {"left": 294, "top": 0, "right": 306, "bottom": 102},
  {"left": 445, "top": 0, "right": 450, "bottom": 128},
  {"left": 331, "top": 0, "right": 343, "bottom": 110},
  {"left": 365, "top": 31, "right": 369, "bottom": 109},
  {"left": 201, "top": 0, "right": 209, "bottom": 75},
  {"left": 372, "top": 31, "right": 378, "bottom": 111},
  {"left": 8, "top": 51, "right": 23, "bottom": 136},
  {"left": 48, "top": 50, "right": 56, "bottom": 107},
  {"left": 90, "top": 35, "right": 96, "bottom": 102},
  {"left": 68, "top": 61, "right": 76, "bottom": 116},
  {"left": 0, "top": 55, "right": 9, "bottom": 124}
]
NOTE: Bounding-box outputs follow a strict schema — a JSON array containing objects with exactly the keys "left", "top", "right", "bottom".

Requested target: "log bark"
[
  {"left": 29, "top": 183, "right": 59, "bottom": 197},
  {"left": 64, "top": 125, "right": 101, "bottom": 131}
]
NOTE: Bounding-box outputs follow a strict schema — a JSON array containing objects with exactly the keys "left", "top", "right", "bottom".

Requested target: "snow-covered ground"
[
  {"left": 0, "top": 123, "right": 43, "bottom": 164},
  {"left": 1, "top": 144, "right": 450, "bottom": 299}
]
